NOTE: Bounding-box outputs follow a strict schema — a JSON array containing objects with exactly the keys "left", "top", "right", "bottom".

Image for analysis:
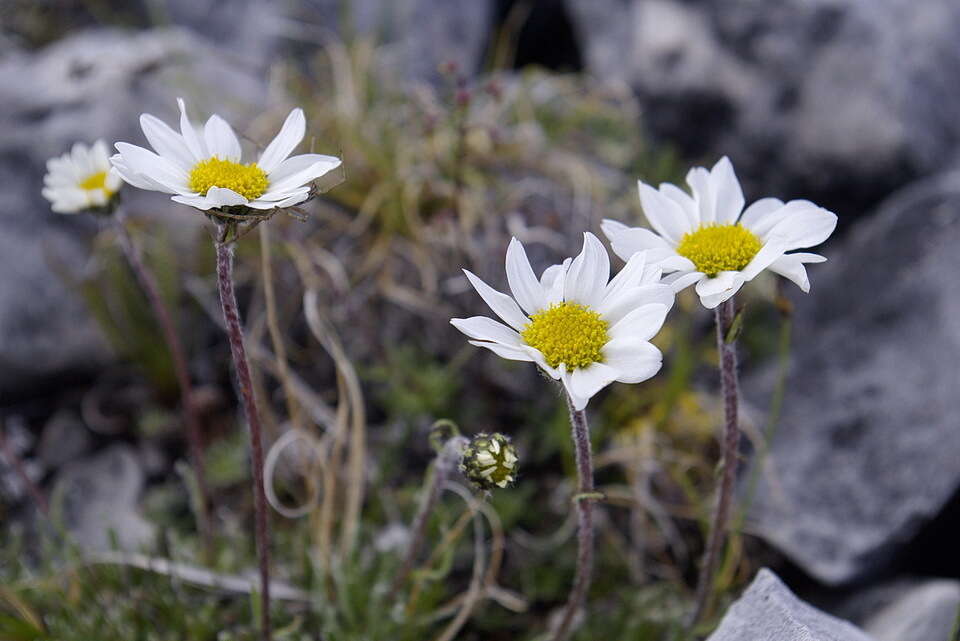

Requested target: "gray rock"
[
  {"left": 37, "top": 410, "right": 92, "bottom": 469},
  {"left": 745, "top": 171, "right": 960, "bottom": 584},
  {"left": 0, "top": 27, "right": 270, "bottom": 394},
  {"left": 291, "top": 0, "right": 493, "bottom": 82},
  {"left": 54, "top": 445, "right": 154, "bottom": 551},
  {"left": 707, "top": 568, "right": 875, "bottom": 641},
  {"left": 862, "top": 580, "right": 960, "bottom": 641},
  {"left": 567, "top": 0, "right": 960, "bottom": 211}
]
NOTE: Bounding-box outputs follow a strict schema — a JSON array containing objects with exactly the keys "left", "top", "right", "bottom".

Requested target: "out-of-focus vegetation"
[{"left": 0, "top": 25, "right": 793, "bottom": 641}]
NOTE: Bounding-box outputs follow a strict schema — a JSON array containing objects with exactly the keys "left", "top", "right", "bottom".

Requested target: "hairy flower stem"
[
  {"left": 553, "top": 393, "right": 597, "bottom": 641},
  {"left": 215, "top": 234, "right": 271, "bottom": 641},
  {"left": 111, "top": 210, "right": 212, "bottom": 554},
  {"left": 689, "top": 297, "right": 741, "bottom": 627},
  {"left": 392, "top": 435, "right": 468, "bottom": 594}
]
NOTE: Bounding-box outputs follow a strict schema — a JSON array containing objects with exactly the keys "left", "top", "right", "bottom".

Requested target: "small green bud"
[{"left": 459, "top": 432, "right": 518, "bottom": 490}]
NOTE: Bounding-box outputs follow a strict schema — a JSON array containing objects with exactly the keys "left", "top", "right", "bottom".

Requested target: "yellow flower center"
[
  {"left": 675, "top": 224, "right": 762, "bottom": 277},
  {"left": 521, "top": 302, "right": 609, "bottom": 370},
  {"left": 188, "top": 157, "right": 268, "bottom": 200},
  {"left": 79, "top": 171, "right": 113, "bottom": 194}
]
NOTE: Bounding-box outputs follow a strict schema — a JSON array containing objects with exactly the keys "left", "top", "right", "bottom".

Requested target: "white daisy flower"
[
  {"left": 601, "top": 157, "right": 838, "bottom": 309},
  {"left": 110, "top": 98, "right": 341, "bottom": 212},
  {"left": 42, "top": 140, "right": 123, "bottom": 214},
  {"left": 451, "top": 232, "right": 674, "bottom": 411}
]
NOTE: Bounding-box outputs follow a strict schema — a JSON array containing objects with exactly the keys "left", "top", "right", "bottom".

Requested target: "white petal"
[
  {"left": 203, "top": 114, "right": 242, "bottom": 161},
  {"left": 766, "top": 203, "right": 839, "bottom": 249},
  {"left": 171, "top": 194, "right": 219, "bottom": 210},
  {"left": 601, "top": 218, "right": 672, "bottom": 262},
  {"left": 603, "top": 339, "right": 663, "bottom": 384},
  {"left": 710, "top": 157, "right": 745, "bottom": 225},
  {"left": 71, "top": 142, "right": 92, "bottom": 176},
  {"left": 113, "top": 142, "right": 189, "bottom": 194},
  {"left": 657, "top": 254, "right": 696, "bottom": 272},
  {"left": 662, "top": 270, "right": 705, "bottom": 292},
  {"left": 450, "top": 316, "right": 523, "bottom": 346},
  {"left": 205, "top": 186, "right": 248, "bottom": 207},
  {"left": 658, "top": 183, "right": 699, "bottom": 229},
  {"left": 569, "top": 363, "right": 619, "bottom": 405},
  {"left": 686, "top": 166, "right": 715, "bottom": 224},
  {"left": 247, "top": 188, "right": 311, "bottom": 210},
  {"left": 261, "top": 158, "right": 340, "bottom": 199},
  {"left": 768, "top": 253, "right": 826, "bottom": 293},
  {"left": 609, "top": 302, "right": 670, "bottom": 341},
  {"left": 90, "top": 140, "right": 112, "bottom": 170},
  {"left": 267, "top": 153, "right": 341, "bottom": 185},
  {"left": 467, "top": 340, "right": 535, "bottom": 362},
  {"left": 603, "top": 251, "right": 648, "bottom": 303},
  {"left": 111, "top": 153, "right": 162, "bottom": 190},
  {"left": 563, "top": 232, "right": 610, "bottom": 308},
  {"left": 639, "top": 181, "right": 691, "bottom": 244},
  {"left": 695, "top": 272, "right": 745, "bottom": 309},
  {"left": 562, "top": 375, "right": 590, "bottom": 411},
  {"left": 258, "top": 108, "right": 306, "bottom": 172},
  {"left": 540, "top": 258, "right": 570, "bottom": 306},
  {"left": 44, "top": 170, "right": 75, "bottom": 187},
  {"left": 639, "top": 263, "right": 663, "bottom": 285},
  {"left": 739, "top": 197, "right": 785, "bottom": 235},
  {"left": 88, "top": 189, "right": 107, "bottom": 206},
  {"left": 462, "top": 269, "right": 529, "bottom": 331},
  {"left": 106, "top": 169, "right": 123, "bottom": 191},
  {"left": 177, "top": 98, "right": 207, "bottom": 160},
  {"left": 264, "top": 191, "right": 310, "bottom": 209},
  {"left": 505, "top": 238, "right": 546, "bottom": 314},
  {"left": 140, "top": 113, "right": 195, "bottom": 170},
  {"left": 255, "top": 186, "right": 312, "bottom": 202},
  {"left": 52, "top": 154, "right": 81, "bottom": 179},
  {"left": 525, "top": 345, "right": 561, "bottom": 379},
  {"left": 739, "top": 240, "right": 788, "bottom": 281},
  {"left": 599, "top": 284, "right": 674, "bottom": 326},
  {"left": 540, "top": 262, "right": 566, "bottom": 290}
]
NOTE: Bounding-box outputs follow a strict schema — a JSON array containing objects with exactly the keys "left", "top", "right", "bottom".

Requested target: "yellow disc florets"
[
  {"left": 79, "top": 171, "right": 114, "bottom": 195},
  {"left": 675, "top": 224, "right": 762, "bottom": 277},
  {"left": 521, "top": 302, "right": 609, "bottom": 370},
  {"left": 188, "top": 157, "right": 269, "bottom": 200}
]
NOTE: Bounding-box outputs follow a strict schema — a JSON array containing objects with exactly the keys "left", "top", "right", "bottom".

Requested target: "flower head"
[
  {"left": 602, "top": 157, "right": 838, "bottom": 309},
  {"left": 110, "top": 99, "right": 341, "bottom": 213},
  {"left": 42, "top": 141, "right": 122, "bottom": 213},
  {"left": 451, "top": 232, "right": 674, "bottom": 410},
  {"left": 459, "top": 432, "right": 518, "bottom": 490}
]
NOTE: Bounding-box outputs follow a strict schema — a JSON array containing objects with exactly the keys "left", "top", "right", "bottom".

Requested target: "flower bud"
[{"left": 459, "top": 432, "right": 518, "bottom": 490}]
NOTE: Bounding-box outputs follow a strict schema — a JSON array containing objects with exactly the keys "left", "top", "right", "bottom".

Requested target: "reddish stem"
[
  {"left": 215, "top": 236, "right": 272, "bottom": 641},
  {"left": 689, "top": 297, "right": 741, "bottom": 627},
  {"left": 553, "top": 393, "right": 596, "bottom": 641}
]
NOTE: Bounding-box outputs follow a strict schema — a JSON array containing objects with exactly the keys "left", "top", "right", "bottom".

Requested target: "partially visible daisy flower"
[
  {"left": 110, "top": 98, "right": 341, "bottom": 212},
  {"left": 602, "top": 157, "right": 838, "bottom": 309},
  {"left": 42, "top": 140, "right": 122, "bottom": 213},
  {"left": 451, "top": 232, "right": 674, "bottom": 410}
]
